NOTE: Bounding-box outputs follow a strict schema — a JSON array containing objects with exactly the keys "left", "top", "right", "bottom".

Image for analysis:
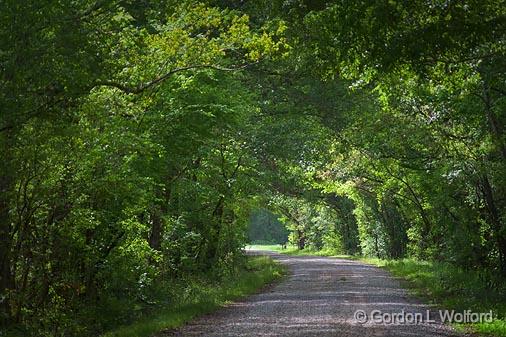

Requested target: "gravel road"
[{"left": 161, "top": 251, "right": 470, "bottom": 337}]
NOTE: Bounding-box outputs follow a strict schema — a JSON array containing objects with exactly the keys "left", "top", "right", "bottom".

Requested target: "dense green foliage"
[
  {"left": 0, "top": 1, "right": 286, "bottom": 335},
  {"left": 1, "top": 0, "right": 505, "bottom": 335}
]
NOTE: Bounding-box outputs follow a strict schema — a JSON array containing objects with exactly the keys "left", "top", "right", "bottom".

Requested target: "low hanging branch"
[{"left": 94, "top": 63, "right": 255, "bottom": 95}]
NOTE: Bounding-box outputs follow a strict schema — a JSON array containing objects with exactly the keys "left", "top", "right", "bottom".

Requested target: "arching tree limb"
[{"left": 94, "top": 63, "right": 256, "bottom": 94}]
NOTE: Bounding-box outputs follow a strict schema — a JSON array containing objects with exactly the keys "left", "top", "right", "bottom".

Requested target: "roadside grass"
[
  {"left": 101, "top": 255, "right": 285, "bottom": 337},
  {"left": 250, "top": 244, "right": 506, "bottom": 337},
  {"left": 378, "top": 258, "right": 506, "bottom": 337},
  {"left": 245, "top": 244, "right": 286, "bottom": 251},
  {"left": 246, "top": 244, "right": 358, "bottom": 259}
]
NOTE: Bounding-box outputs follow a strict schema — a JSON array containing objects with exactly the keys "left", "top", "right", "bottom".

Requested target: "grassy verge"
[
  {"left": 246, "top": 244, "right": 356, "bottom": 259},
  {"left": 250, "top": 244, "right": 506, "bottom": 337},
  {"left": 101, "top": 255, "right": 285, "bottom": 337},
  {"left": 373, "top": 258, "right": 506, "bottom": 337},
  {"left": 246, "top": 244, "right": 286, "bottom": 251}
]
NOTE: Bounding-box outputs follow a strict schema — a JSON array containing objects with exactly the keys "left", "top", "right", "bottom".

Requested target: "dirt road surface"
[{"left": 161, "top": 251, "right": 469, "bottom": 337}]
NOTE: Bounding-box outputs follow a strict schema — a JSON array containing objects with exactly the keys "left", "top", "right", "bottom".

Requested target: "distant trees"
[{"left": 247, "top": 209, "right": 288, "bottom": 244}]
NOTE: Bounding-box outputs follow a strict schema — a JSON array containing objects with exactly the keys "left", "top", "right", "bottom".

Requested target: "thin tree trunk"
[
  {"left": 480, "top": 175, "right": 506, "bottom": 273},
  {"left": 0, "top": 131, "right": 15, "bottom": 323},
  {"left": 148, "top": 207, "right": 163, "bottom": 251},
  {"left": 482, "top": 74, "right": 506, "bottom": 161}
]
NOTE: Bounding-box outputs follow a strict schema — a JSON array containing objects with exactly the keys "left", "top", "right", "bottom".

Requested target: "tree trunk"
[
  {"left": 0, "top": 130, "right": 15, "bottom": 323},
  {"left": 480, "top": 175, "right": 506, "bottom": 273},
  {"left": 482, "top": 75, "right": 506, "bottom": 161},
  {"left": 148, "top": 207, "right": 163, "bottom": 251},
  {"left": 297, "top": 229, "right": 305, "bottom": 250},
  {"left": 149, "top": 185, "right": 171, "bottom": 251}
]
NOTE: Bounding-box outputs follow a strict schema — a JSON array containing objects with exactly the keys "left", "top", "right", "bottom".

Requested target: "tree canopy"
[{"left": 1, "top": 0, "right": 505, "bottom": 335}]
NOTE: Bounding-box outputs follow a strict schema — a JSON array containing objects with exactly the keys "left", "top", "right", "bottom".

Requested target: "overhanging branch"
[{"left": 94, "top": 63, "right": 255, "bottom": 94}]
